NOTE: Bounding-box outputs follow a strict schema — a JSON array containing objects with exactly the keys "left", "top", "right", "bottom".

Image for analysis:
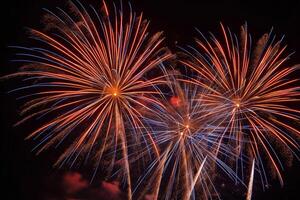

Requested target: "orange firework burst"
[
  {"left": 181, "top": 23, "right": 300, "bottom": 186},
  {"left": 8, "top": 1, "right": 172, "bottom": 196}
]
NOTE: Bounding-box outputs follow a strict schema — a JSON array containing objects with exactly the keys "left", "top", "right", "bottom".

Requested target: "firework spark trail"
[
  {"left": 135, "top": 74, "right": 240, "bottom": 200},
  {"left": 246, "top": 159, "right": 255, "bottom": 200},
  {"left": 186, "top": 156, "right": 207, "bottom": 200},
  {"left": 6, "top": 0, "right": 172, "bottom": 197},
  {"left": 181, "top": 23, "right": 300, "bottom": 187}
]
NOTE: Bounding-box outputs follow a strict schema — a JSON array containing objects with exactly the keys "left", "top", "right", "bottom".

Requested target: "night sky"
[{"left": 2, "top": 0, "right": 300, "bottom": 199}]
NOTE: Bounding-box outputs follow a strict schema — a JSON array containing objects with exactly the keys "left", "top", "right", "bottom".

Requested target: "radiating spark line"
[{"left": 246, "top": 159, "right": 255, "bottom": 200}]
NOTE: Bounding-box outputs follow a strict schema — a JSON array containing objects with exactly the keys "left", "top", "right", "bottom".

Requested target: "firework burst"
[
  {"left": 134, "top": 73, "right": 239, "bottom": 200},
  {"left": 181, "top": 23, "right": 300, "bottom": 187},
  {"left": 7, "top": 0, "right": 172, "bottom": 196}
]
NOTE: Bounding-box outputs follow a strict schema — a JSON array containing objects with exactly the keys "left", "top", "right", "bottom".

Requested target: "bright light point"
[
  {"left": 234, "top": 98, "right": 241, "bottom": 108},
  {"left": 107, "top": 87, "right": 120, "bottom": 97},
  {"left": 185, "top": 125, "right": 189, "bottom": 129},
  {"left": 180, "top": 131, "right": 184, "bottom": 136}
]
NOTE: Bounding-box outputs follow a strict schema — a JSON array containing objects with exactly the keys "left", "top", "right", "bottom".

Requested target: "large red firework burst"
[
  {"left": 7, "top": 1, "right": 172, "bottom": 197},
  {"left": 181, "top": 23, "right": 300, "bottom": 186}
]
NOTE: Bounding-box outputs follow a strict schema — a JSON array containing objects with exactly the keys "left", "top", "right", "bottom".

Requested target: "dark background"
[{"left": 1, "top": 0, "right": 300, "bottom": 199}]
